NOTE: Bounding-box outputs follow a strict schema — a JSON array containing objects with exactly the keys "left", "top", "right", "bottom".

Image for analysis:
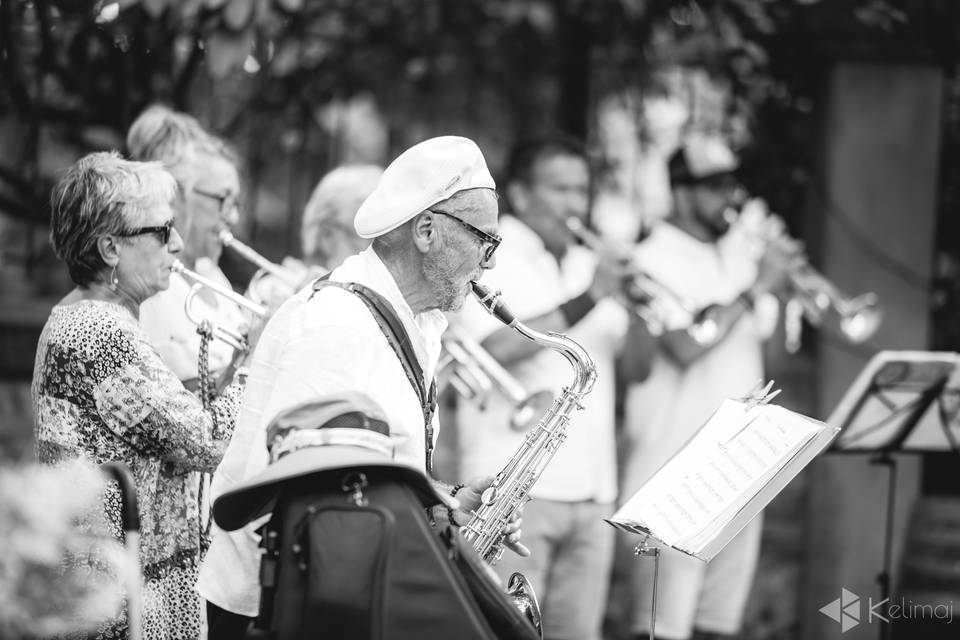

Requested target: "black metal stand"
[
  {"left": 828, "top": 353, "right": 960, "bottom": 640},
  {"left": 869, "top": 453, "right": 897, "bottom": 640}
]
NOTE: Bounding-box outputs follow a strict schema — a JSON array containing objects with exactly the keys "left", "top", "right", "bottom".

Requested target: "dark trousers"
[{"left": 207, "top": 601, "right": 255, "bottom": 640}]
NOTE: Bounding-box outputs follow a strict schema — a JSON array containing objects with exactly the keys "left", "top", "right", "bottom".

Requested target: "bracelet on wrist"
[{"left": 447, "top": 483, "right": 466, "bottom": 526}]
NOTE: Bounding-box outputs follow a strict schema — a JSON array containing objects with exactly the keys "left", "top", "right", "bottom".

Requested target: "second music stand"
[{"left": 827, "top": 350, "right": 960, "bottom": 640}]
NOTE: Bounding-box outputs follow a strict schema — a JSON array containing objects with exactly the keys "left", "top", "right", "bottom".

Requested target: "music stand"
[{"left": 827, "top": 350, "right": 960, "bottom": 640}]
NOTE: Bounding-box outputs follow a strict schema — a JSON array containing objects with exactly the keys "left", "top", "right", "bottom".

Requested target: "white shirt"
[
  {"left": 621, "top": 222, "right": 778, "bottom": 495},
  {"left": 139, "top": 258, "right": 251, "bottom": 380},
  {"left": 197, "top": 247, "right": 447, "bottom": 615},
  {"left": 454, "top": 216, "right": 628, "bottom": 504}
]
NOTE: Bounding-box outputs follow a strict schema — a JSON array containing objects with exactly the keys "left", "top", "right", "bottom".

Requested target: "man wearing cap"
[
  {"left": 198, "top": 136, "right": 521, "bottom": 638},
  {"left": 619, "top": 134, "right": 801, "bottom": 640}
]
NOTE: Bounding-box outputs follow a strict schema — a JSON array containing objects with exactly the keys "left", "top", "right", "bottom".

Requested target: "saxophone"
[{"left": 461, "top": 281, "right": 598, "bottom": 637}]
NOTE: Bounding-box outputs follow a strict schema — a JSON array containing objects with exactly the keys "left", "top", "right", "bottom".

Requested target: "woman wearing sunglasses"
[{"left": 32, "top": 151, "right": 242, "bottom": 640}]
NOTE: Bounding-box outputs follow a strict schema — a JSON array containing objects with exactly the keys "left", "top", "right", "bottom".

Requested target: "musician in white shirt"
[
  {"left": 621, "top": 135, "right": 800, "bottom": 640},
  {"left": 198, "top": 136, "right": 526, "bottom": 638}
]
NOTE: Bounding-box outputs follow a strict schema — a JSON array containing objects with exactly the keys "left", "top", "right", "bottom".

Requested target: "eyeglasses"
[
  {"left": 429, "top": 209, "right": 502, "bottom": 263},
  {"left": 119, "top": 219, "right": 175, "bottom": 245},
  {"left": 192, "top": 186, "right": 240, "bottom": 215}
]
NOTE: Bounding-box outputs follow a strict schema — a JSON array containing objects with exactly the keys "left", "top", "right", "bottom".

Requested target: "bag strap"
[{"left": 311, "top": 277, "right": 438, "bottom": 475}]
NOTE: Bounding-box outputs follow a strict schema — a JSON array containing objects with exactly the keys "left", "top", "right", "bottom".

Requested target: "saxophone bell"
[{"left": 506, "top": 572, "right": 542, "bottom": 639}]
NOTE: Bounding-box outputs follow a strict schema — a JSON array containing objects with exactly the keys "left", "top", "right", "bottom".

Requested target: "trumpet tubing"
[
  {"left": 171, "top": 260, "right": 265, "bottom": 351},
  {"left": 564, "top": 217, "right": 718, "bottom": 342},
  {"left": 440, "top": 325, "right": 552, "bottom": 431},
  {"left": 218, "top": 230, "right": 302, "bottom": 291},
  {"left": 729, "top": 199, "right": 882, "bottom": 351}
]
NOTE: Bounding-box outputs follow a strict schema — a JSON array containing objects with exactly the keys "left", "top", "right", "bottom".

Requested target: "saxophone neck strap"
[{"left": 311, "top": 276, "right": 438, "bottom": 475}]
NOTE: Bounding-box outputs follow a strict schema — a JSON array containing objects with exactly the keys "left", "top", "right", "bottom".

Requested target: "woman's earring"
[{"left": 109, "top": 265, "right": 119, "bottom": 291}]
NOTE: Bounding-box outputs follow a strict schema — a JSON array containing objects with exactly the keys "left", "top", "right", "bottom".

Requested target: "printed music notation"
[{"left": 608, "top": 390, "right": 838, "bottom": 561}]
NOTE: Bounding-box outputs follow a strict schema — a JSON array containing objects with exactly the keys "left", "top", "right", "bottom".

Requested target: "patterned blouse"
[{"left": 32, "top": 300, "right": 240, "bottom": 639}]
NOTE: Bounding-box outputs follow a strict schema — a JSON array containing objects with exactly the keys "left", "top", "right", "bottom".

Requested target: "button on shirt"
[
  {"left": 454, "top": 215, "right": 628, "bottom": 504},
  {"left": 197, "top": 247, "right": 447, "bottom": 616}
]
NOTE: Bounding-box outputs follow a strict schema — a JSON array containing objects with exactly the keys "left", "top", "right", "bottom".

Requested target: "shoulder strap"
[{"left": 310, "top": 277, "right": 438, "bottom": 474}]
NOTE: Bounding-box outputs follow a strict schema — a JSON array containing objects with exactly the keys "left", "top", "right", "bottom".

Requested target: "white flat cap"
[{"left": 354, "top": 136, "right": 495, "bottom": 238}]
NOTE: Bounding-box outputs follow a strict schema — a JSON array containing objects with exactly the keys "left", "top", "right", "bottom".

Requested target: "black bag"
[{"left": 246, "top": 466, "right": 539, "bottom": 640}]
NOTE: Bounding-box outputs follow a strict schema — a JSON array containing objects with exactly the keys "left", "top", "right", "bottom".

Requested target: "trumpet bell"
[{"left": 838, "top": 293, "right": 883, "bottom": 343}]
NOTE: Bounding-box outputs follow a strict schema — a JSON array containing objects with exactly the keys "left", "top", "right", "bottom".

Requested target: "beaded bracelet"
[{"left": 448, "top": 483, "right": 466, "bottom": 526}]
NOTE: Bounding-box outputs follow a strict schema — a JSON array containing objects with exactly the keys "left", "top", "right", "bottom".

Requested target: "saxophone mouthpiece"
[{"left": 470, "top": 281, "right": 517, "bottom": 327}]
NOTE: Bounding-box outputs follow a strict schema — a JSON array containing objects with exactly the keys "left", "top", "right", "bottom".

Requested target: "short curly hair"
[{"left": 50, "top": 151, "right": 177, "bottom": 286}]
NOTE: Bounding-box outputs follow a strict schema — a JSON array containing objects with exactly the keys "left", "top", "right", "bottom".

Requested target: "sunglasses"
[
  {"left": 429, "top": 209, "right": 502, "bottom": 263},
  {"left": 192, "top": 186, "right": 241, "bottom": 215},
  {"left": 120, "top": 219, "right": 175, "bottom": 245}
]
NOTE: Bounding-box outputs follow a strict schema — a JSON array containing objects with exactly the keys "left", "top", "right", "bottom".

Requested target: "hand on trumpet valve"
[
  {"left": 454, "top": 475, "right": 531, "bottom": 557},
  {"left": 754, "top": 225, "right": 807, "bottom": 300},
  {"left": 589, "top": 250, "right": 634, "bottom": 302}
]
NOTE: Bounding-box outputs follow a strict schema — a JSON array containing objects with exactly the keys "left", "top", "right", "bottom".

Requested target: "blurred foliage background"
[{"left": 3, "top": 0, "right": 957, "bottom": 288}]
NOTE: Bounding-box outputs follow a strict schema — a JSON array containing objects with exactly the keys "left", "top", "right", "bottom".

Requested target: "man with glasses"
[
  {"left": 128, "top": 104, "right": 253, "bottom": 386},
  {"left": 199, "top": 136, "right": 526, "bottom": 639},
  {"left": 452, "top": 135, "right": 653, "bottom": 640}
]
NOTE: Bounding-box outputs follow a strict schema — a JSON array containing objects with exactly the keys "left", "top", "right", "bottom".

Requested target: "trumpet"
[
  {"left": 439, "top": 324, "right": 553, "bottom": 431},
  {"left": 783, "top": 266, "right": 882, "bottom": 353},
  {"left": 171, "top": 260, "right": 265, "bottom": 352},
  {"left": 564, "top": 217, "right": 719, "bottom": 343},
  {"left": 218, "top": 230, "right": 303, "bottom": 305},
  {"left": 727, "top": 199, "right": 883, "bottom": 352}
]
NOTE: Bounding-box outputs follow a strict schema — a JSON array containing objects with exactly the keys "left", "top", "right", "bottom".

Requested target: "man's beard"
[{"left": 422, "top": 249, "right": 469, "bottom": 312}]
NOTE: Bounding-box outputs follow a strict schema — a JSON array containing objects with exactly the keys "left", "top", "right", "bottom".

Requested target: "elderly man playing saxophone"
[{"left": 198, "top": 136, "right": 527, "bottom": 639}]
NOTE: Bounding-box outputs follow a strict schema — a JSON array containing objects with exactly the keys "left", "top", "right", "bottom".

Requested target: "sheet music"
[{"left": 610, "top": 397, "right": 835, "bottom": 559}]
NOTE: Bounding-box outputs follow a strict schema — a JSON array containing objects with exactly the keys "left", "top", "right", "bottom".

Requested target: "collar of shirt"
[{"left": 330, "top": 246, "right": 448, "bottom": 382}]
